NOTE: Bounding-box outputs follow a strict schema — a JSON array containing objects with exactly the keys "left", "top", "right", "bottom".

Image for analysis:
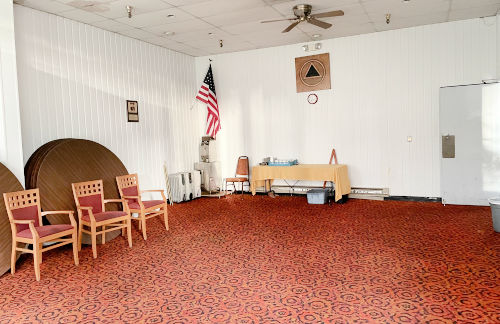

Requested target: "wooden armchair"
[
  {"left": 3, "top": 188, "right": 78, "bottom": 281},
  {"left": 71, "top": 180, "right": 132, "bottom": 258},
  {"left": 116, "top": 174, "right": 168, "bottom": 240}
]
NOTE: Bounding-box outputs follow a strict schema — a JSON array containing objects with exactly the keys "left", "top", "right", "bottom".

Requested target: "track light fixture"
[{"left": 126, "top": 5, "right": 132, "bottom": 18}]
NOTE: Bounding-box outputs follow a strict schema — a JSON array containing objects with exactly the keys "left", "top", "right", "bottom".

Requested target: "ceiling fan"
[{"left": 261, "top": 4, "right": 344, "bottom": 33}]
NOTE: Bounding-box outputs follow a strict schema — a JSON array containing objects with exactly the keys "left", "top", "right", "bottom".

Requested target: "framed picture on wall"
[{"left": 127, "top": 100, "right": 139, "bottom": 122}]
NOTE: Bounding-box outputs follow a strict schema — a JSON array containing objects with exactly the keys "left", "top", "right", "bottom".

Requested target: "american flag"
[{"left": 196, "top": 64, "right": 221, "bottom": 138}]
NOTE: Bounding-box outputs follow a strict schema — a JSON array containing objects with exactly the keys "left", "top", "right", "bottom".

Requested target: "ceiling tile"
[
  {"left": 57, "top": 8, "right": 108, "bottom": 23},
  {"left": 272, "top": 0, "right": 359, "bottom": 16},
  {"left": 374, "top": 12, "right": 448, "bottom": 31},
  {"left": 310, "top": 22, "right": 375, "bottom": 39},
  {"left": 118, "top": 28, "right": 156, "bottom": 39},
  {"left": 163, "top": 0, "right": 208, "bottom": 7},
  {"left": 221, "top": 20, "right": 291, "bottom": 35},
  {"left": 169, "top": 27, "right": 232, "bottom": 42},
  {"left": 180, "top": 0, "right": 267, "bottom": 18},
  {"left": 448, "top": 4, "right": 500, "bottom": 21},
  {"left": 362, "top": 0, "right": 451, "bottom": 18},
  {"left": 94, "top": 0, "right": 172, "bottom": 19},
  {"left": 451, "top": 0, "right": 500, "bottom": 10},
  {"left": 203, "top": 6, "right": 279, "bottom": 27},
  {"left": 142, "top": 19, "right": 214, "bottom": 36},
  {"left": 115, "top": 7, "right": 195, "bottom": 28},
  {"left": 16, "top": 0, "right": 74, "bottom": 14},
  {"left": 181, "top": 34, "right": 244, "bottom": 48},
  {"left": 92, "top": 19, "right": 134, "bottom": 32}
]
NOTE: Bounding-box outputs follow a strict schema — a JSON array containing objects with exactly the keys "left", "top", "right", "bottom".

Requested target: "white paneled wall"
[
  {"left": 196, "top": 18, "right": 497, "bottom": 197},
  {"left": 14, "top": 5, "right": 204, "bottom": 191},
  {"left": 0, "top": 1, "right": 24, "bottom": 182}
]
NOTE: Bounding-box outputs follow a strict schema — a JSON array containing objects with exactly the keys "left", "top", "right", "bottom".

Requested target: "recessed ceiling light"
[
  {"left": 402, "top": 0, "right": 410, "bottom": 2},
  {"left": 164, "top": 31, "right": 175, "bottom": 36},
  {"left": 166, "top": 14, "right": 175, "bottom": 18},
  {"left": 312, "top": 34, "right": 321, "bottom": 39},
  {"left": 208, "top": 32, "right": 214, "bottom": 37}
]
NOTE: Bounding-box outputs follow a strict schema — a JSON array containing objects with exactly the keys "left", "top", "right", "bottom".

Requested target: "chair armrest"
[
  {"left": 76, "top": 206, "right": 96, "bottom": 223},
  {"left": 11, "top": 220, "right": 39, "bottom": 240},
  {"left": 11, "top": 219, "right": 35, "bottom": 224},
  {"left": 122, "top": 195, "right": 140, "bottom": 199},
  {"left": 41, "top": 210, "right": 74, "bottom": 216},
  {"left": 104, "top": 199, "right": 125, "bottom": 204},
  {"left": 104, "top": 199, "right": 129, "bottom": 213},
  {"left": 41, "top": 210, "right": 76, "bottom": 227},
  {"left": 141, "top": 190, "right": 167, "bottom": 202}
]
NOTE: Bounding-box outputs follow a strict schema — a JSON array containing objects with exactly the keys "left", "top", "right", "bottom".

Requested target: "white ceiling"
[{"left": 14, "top": 0, "right": 500, "bottom": 57}]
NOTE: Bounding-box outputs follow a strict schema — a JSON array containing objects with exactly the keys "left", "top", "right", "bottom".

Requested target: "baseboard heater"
[{"left": 255, "top": 185, "right": 389, "bottom": 201}]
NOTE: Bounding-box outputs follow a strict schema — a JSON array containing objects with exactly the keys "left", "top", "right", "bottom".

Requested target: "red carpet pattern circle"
[{"left": 0, "top": 196, "right": 498, "bottom": 323}]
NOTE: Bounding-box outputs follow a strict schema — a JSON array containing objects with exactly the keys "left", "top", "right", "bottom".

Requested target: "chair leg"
[
  {"left": 102, "top": 226, "right": 106, "bottom": 244},
  {"left": 91, "top": 225, "right": 97, "bottom": 259},
  {"left": 163, "top": 206, "right": 169, "bottom": 231},
  {"left": 140, "top": 212, "right": 147, "bottom": 240},
  {"left": 38, "top": 243, "right": 42, "bottom": 264},
  {"left": 72, "top": 230, "right": 79, "bottom": 266},
  {"left": 33, "top": 243, "right": 41, "bottom": 281},
  {"left": 78, "top": 221, "right": 83, "bottom": 251},
  {"left": 10, "top": 240, "right": 16, "bottom": 275},
  {"left": 127, "top": 218, "right": 132, "bottom": 248},
  {"left": 138, "top": 216, "right": 142, "bottom": 230},
  {"left": 121, "top": 220, "right": 126, "bottom": 236}
]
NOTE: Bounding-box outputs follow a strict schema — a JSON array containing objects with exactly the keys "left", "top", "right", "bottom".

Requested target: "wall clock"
[{"left": 307, "top": 93, "right": 318, "bottom": 104}]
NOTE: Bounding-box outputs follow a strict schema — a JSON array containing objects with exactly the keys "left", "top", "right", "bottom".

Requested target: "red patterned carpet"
[{"left": 0, "top": 196, "right": 499, "bottom": 323}]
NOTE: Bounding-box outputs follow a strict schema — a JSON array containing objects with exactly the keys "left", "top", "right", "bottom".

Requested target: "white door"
[{"left": 440, "top": 83, "right": 500, "bottom": 206}]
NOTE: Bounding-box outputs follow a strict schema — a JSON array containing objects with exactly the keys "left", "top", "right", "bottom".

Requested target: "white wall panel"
[
  {"left": 195, "top": 18, "right": 497, "bottom": 197},
  {"left": 14, "top": 5, "right": 204, "bottom": 191},
  {"left": 0, "top": 1, "right": 24, "bottom": 182}
]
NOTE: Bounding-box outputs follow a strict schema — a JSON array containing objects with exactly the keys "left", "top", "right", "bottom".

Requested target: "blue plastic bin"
[{"left": 307, "top": 189, "right": 329, "bottom": 204}]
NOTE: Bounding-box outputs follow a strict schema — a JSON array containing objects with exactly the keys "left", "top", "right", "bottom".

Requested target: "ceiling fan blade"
[
  {"left": 282, "top": 21, "right": 300, "bottom": 33},
  {"left": 307, "top": 17, "right": 332, "bottom": 29},
  {"left": 311, "top": 10, "right": 344, "bottom": 19},
  {"left": 261, "top": 18, "right": 298, "bottom": 23}
]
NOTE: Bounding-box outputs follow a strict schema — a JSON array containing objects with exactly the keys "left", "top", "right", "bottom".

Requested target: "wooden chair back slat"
[
  {"left": 3, "top": 189, "right": 42, "bottom": 226},
  {"left": 71, "top": 180, "right": 105, "bottom": 213}
]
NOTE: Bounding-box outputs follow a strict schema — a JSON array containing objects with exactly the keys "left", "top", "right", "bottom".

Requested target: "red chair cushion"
[
  {"left": 17, "top": 224, "right": 73, "bottom": 239},
  {"left": 11, "top": 205, "right": 40, "bottom": 232},
  {"left": 78, "top": 194, "right": 103, "bottom": 216},
  {"left": 128, "top": 200, "right": 165, "bottom": 210},
  {"left": 226, "top": 177, "right": 248, "bottom": 182},
  {"left": 81, "top": 211, "right": 127, "bottom": 223},
  {"left": 122, "top": 186, "right": 139, "bottom": 205}
]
